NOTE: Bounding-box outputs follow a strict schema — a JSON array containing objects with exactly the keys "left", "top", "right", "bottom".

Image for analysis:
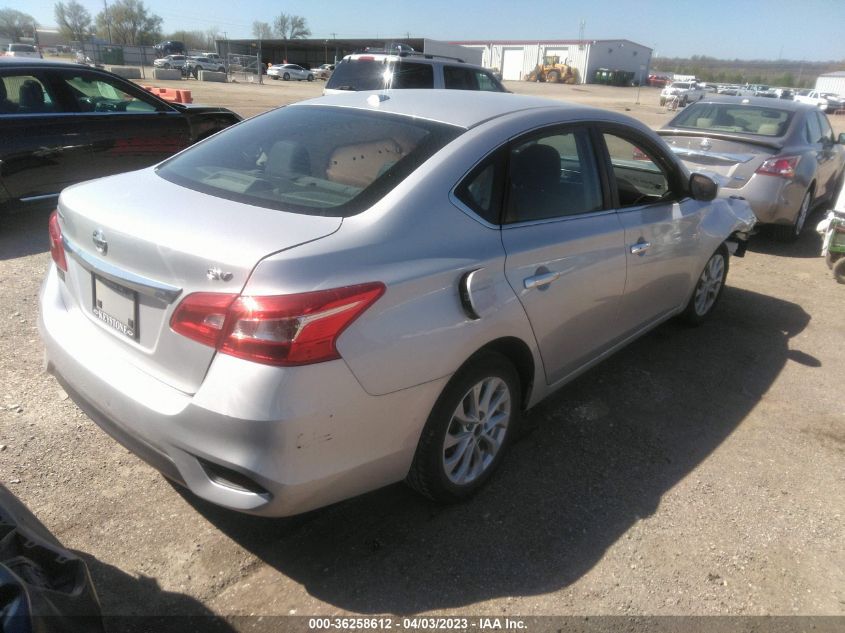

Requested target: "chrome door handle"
[
  {"left": 524, "top": 271, "right": 560, "bottom": 289},
  {"left": 630, "top": 241, "right": 652, "bottom": 256}
]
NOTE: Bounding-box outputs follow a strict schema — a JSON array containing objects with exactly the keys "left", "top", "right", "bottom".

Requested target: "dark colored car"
[
  {"left": 153, "top": 40, "right": 186, "bottom": 56},
  {"left": 0, "top": 58, "right": 242, "bottom": 214}
]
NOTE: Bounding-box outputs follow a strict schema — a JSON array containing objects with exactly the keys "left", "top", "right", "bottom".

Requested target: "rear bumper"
[
  {"left": 722, "top": 174, "right": 804, "bottom": 226},
  {"left": 39, "top": 266, "right": 446, "bottom": 516}
]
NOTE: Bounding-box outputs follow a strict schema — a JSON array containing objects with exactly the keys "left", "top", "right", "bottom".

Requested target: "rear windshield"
[
  {"left": 326, "top": 59, "right": 434, "bottom": 91},
  {"left": 157, "top": 105, "right": 462, "bottom": 217},
  {"left": 669, "top": 103, "right": 794, "bottom": 137},
  {"left": 10, "top": 44, "right": 37, "bottom": 52}
]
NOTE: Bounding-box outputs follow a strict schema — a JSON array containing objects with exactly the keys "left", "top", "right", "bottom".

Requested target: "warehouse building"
[
  {"left": 815, "top": 71, "right": 845, "bottom": 96},
  {"left": 217, "top": 36, "right": 650, "bottom": 85},
  {"left": 216, "top": 37, "right": 480, "bottom": 70},
  {"left": 449, "top": 39, "right": 652, "bottom": 85}
]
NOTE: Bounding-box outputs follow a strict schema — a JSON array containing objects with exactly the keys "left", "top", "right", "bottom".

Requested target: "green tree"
[
  {"left": 0, "top": 8, "right": 38, "bottom": 40},
  {"left": 54, "top": 1, "right": 91, "bottom": 44},
  {"left": 95, "top": 0, "right": 162, "bottom": 45}
]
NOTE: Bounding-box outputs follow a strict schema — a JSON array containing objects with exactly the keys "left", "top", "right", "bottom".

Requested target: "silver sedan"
[
  {"left": 267, "top": 63, "right": 314, "bottom": 81},
  {"left": 39, "top": 91, "right": 755, "bottom": 516},
  {"left": 660, "top": 96, "right": 845, "bottom": 241}
]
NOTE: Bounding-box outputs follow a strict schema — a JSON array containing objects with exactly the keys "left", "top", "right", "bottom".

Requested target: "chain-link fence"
[{"left": 227, "top": 53, "right": 261, "bottom": 82}]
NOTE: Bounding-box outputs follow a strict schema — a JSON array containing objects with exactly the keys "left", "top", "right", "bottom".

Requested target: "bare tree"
[
  {"left": 0, "top": 8, "right": 38, "bottom": 40},
  {"left": 204, "top": 27, "right": 220, "bottom": 50},
  {"left": 252, "top": 21, "right": 272, "bottom": 40},
  {"left": 95, "top": 0, "right": 162, "bottom": 46},
  {"left": 273, "top": 13, "right": 310, "bottom": 60},
  {"left": 54, "top": 1, "right": 92, "bottom": 44}
]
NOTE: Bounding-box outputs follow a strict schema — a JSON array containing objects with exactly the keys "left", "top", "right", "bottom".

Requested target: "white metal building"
[
  {"left": 449, "top": 39, "right": 652, "bottom": 85},
  {"left": 815, "top": 71, "right": 845, "bottom": 96}
]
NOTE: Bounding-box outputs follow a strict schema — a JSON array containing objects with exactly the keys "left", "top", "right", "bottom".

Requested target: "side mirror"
[
  {"left": 838, "top": 132, "right": 845, "bottom": 145},
  {"left": 690, "top": 173, "right": 718, "bottom": 201}
]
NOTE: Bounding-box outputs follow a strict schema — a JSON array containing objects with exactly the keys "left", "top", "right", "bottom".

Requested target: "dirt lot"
[{"left": 1, "top": 80, "right": 843, "bottom": 630}]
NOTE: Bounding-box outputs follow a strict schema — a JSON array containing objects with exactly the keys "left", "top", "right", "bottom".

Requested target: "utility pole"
[{"left": 103, "top": 0, "right": 112, "bottom": 44}]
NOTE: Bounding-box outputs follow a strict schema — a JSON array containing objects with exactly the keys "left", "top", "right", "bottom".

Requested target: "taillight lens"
[
  {"left": 48, "top": 211, "right": 67, "bottom": 272},
  {"left": 170, "top": 283, "right": 385, "bottom": 366},
  {"left": 756, "top": 156, "right": 800, "bottom": 179}
]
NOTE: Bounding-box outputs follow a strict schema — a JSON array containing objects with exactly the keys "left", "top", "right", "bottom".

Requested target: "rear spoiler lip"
[{"left": 657, "top": 128, "right": 784, "bottom": 152}]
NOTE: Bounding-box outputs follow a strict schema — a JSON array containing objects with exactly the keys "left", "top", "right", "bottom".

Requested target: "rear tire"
[
  {"left": 283, "top": 72, "right": 290, "bottom": 80},
  {"left": 834, "top": 257, "right": 845, "bottom": 283},
  {"left": 547, "top": 70, "right": 560, "bottom": 83},
  {"left": 772, "top": 188, "right": 813, "bottom": 242},
  {"left": 307, "top": 74, "right": 314, "bottom": 81},
  {"left": 681, "top": 245, "right": 729, "bottom": 325},
  {"left": 406, "top": 351, "right": 520, "bottom": 503}
]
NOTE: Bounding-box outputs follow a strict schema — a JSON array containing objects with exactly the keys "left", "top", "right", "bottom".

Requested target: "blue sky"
[{"left": 16, "top": 0, "right": 845, "bottom": 61}]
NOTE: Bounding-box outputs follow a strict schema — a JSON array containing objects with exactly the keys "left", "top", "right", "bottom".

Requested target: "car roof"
[
  {"left": 297, "top": 89, "right": 628, "bottom": 130},
  {"left": 0, "top": 57, "right": 85, "bottom": 69},
  {"left": 343, "top": 52, "right": 486, "bottom": 69}
]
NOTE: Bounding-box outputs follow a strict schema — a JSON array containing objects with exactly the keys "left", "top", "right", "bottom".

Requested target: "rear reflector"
[
  {"left": 756, "top": 156, "right": 800, "bottom": 179},
  {"left": 170, "top": 283, "right": 385, "bottom": 366},
  {"left": 48, "top": 211, "right": 67, "bottom": 272}
]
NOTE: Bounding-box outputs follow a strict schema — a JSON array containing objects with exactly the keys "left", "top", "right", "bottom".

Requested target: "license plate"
[{"left": 92, "top": 275, "right": 138, "bottom": 340}]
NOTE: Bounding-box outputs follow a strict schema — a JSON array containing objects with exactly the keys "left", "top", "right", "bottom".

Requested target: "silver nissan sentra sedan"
[
  {"left": 660, "top": 96, "right": 845, "bottom": 242},
  {"left": 39, "top": 90, "right": 755, "bottom": 516}
]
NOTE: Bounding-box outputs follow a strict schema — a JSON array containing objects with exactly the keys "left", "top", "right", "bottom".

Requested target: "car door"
[
  {"left": 811, "top": 111, "right": 841, "bottom": 198},
  {"left": 499, "top": 125, "right": 628, "bottom": 385},
  {"left": 598, "top": 127, "right": 701, "bottom": 334},
  {"left": 52, "top": 68, "right": 191, "bottom": 179},
  {"left": 0, "top": 69, "right": 91, "bottom": 211}
]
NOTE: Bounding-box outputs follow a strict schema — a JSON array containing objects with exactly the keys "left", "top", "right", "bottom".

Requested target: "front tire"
[
  {"left": 406, "top": 352, "right": 520, "bottom": 503},
  {"left": 682, "top": 246, "right": 729, "bottom": 325},
  {"left": 307, "top": 74, "right": 314, "bottom": 81},
  {"left": 772, "top": 188, "right": 812, "bottom": 242}
]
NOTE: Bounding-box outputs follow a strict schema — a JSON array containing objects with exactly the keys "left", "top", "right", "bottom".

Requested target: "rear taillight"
[
  {"left": 48, "top": 211, "right": 67, "bottom": 272},
  {"left": 756, "top": 156, "right": 800, "bottom": 179},
  {"left": 170, "top": 283, "right": 385, "bottom": 366}
]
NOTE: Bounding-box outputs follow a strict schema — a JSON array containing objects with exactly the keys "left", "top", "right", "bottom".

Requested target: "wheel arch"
[{"left": 466, "top": 336, "right": 536, "bottom": 411}]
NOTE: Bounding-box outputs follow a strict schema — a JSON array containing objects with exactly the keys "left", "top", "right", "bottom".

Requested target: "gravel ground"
[{"left": 0, "top": 80, "right": 843, "bottom": 629}]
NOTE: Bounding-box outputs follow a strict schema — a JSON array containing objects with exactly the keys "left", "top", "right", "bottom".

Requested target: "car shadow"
[
  {"left": 78, "top": 553, "right": 238, "bottom": 633},
  {"left": 0, "top": 207, "right": 52, "bottom": 260},
  {"left": 176, "top": 286, "right": 813, "bottom": 614}
]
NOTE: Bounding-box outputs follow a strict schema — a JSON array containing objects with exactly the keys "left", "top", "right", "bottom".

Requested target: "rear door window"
[
  {"left": 391, "top": 62, "right": 433, "bottom": 88},
  {"left": 443, "top": 66, "right": 504, "bottom": 92},
  {"left": 505, "top": 128, "right": 603, "bottom": 223},
  {"left": 0, "top": 74, "right": 58, "bottom": 114}
]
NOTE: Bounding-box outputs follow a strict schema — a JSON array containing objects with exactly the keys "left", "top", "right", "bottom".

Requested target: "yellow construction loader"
[{"left": 526, "top": 56, "right": 577, "bottom": 84}]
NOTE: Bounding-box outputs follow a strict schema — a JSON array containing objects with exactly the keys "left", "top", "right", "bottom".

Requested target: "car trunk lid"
[
  {"left": 56, "top": 168, "right": 342, "bottom": 394},
  {"left": 659, "top": 132, "right": 782, "bottom": 189}
]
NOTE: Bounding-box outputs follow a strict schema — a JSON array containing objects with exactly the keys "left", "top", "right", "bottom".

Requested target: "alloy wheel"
[
  {"left": 441, "top": 377, "right": 511, "bottom": 486},
  {"left": 694, "top": 252, "right": 726, "bottom": 316}
]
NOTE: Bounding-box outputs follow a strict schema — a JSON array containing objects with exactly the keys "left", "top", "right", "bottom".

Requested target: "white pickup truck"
[
  {"left": 793, "top": 90, "right": 830, "bottom": 110},
  {"left": 660, "top": 81, "right": 706, "bottom": 107}
]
